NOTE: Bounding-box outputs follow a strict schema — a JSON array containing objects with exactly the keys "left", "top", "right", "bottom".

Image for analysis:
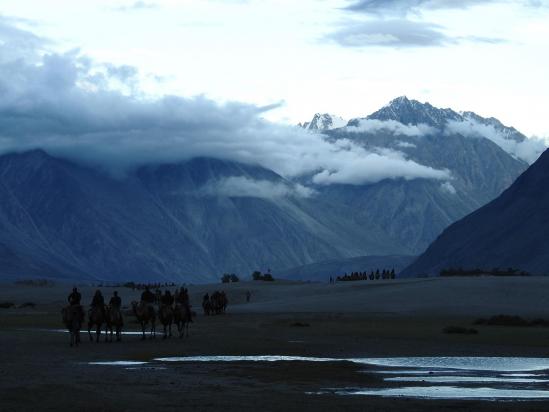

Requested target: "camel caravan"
[
  {"left": 201, "top": 291, "right": 228, "bottom": 316},
  {"left": 61, "top": 286, "right": 197, "bottom": 346}
]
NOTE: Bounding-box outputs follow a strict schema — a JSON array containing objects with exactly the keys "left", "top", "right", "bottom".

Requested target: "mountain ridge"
[{"left": 402, "top": 148, "right": 549, "bottom": 276}]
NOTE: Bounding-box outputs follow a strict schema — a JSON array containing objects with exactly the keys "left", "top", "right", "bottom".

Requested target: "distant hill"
[
  {"left": 402, "top": 149, "right": 549, "bottom": 276},
  {"left": 277, "top": 255, "right": 416, "bottom": 281}
]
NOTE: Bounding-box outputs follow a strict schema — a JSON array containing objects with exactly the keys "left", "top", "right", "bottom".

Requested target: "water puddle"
[
  {"left": 89, "top": 361, "right": 148, "bottom": 366},
  {"left": 353, "top": 357, "right": 549, "bottom": 372},
  {"left": 154, "top": 355, "right": 339, "bottom": 363},
  {"left": 334, "top": 386, "right": 549, "bottom": 400},
  {"left": 385, "top": 376, "right": 549, "bottom": 383},
  {"left": 29, "top": 328, "right": 145, "bottom": 336}
]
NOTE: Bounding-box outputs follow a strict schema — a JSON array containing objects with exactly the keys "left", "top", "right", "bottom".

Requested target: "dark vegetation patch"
[
  {"left": 443, "top": 326, "right": 478, "bottom": 335},
  {"left": 18, "top": 302, "right": 36, "bottom": 308},
  {"left": 14, "top": 279, "right": 55, "bottom": 287},
  {"left": 290, "top": 322, "right": 310, "bottom": 327},
  {"left": 440, "top": 267, "right": 529, "bottom": 277},
  {"left": 474, "top": 315, "right": 549, "bottom": 327},
  {"left": 0, "top": 302, "right": 16, "bottom": 309}
]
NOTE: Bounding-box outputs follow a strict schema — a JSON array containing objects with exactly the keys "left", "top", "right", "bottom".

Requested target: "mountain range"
[{"left": 0, "top": 97, "right": 535, "bottom": 282}]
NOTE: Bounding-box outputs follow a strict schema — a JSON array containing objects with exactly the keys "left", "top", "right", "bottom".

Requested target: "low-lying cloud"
[
  {"left": 445, "top": 119, "right": 547, "bottom": 164},
  {"left": 345, "top": 118, "right": 435, "bottom": 136},
  {"left": 0, "top": 17, "right": 451, "bottom": 188},
  {"left": 201, "top": 177, "right": 315, "bottom": 199}
]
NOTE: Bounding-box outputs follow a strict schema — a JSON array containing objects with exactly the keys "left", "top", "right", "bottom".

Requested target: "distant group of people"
[
  {"left": 332, "top": 269, "right": 396, "bottom": 282},
  {"left": 140, "top": 286, "right": 191, "bottom": 308},
  {"left": 62, "top": 285, "right": 195, "bottom": 345},
  {"left": 202, "top": 291, "right": 228, "bottom": 315},
  {"left": 63, "top": 287, "right": 125, "bottom": 346},
  {"left": 125, "top": 282, "right": 177, "bottom": 291}
]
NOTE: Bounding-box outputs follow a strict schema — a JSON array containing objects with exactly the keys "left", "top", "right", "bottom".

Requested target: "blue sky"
[{"left": 2, "top": 0, "right": 548, "bottom": 137}]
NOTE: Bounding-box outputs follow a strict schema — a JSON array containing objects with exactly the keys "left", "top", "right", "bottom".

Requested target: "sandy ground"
[{"left": 2, "top": 277, "right": 549, "bottom": 411}]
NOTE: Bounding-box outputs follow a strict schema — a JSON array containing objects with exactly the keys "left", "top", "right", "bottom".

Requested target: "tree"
[{"left": 229, "top": 274, "right": 240, "bottom": 282}]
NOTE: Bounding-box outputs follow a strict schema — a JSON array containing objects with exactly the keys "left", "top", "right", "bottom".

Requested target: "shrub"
[
  {"left": 443, "top": 326, "right": 478, "bottom": 335},
  {"left": 0, "top": 302, "right": 15, "bottom": 309},
  {"left": 18, "top": 302, "right": 36, "bottom": 308},
  {"left": 474, "top": 315, "right": 549, "bottom": 327},
  {"left": 290, "top": 322, "right": 310, "bottom": 327}
]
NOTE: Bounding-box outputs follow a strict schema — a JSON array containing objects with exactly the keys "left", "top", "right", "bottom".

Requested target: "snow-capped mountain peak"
[{"left": 300, "top": 113, "right": 347, "bottom": 131}]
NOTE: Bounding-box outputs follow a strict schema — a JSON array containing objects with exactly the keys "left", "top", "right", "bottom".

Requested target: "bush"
[
  {"left": 221, "top": 273, "right": 240, "bottom": 283},
  {"left": 443, "top": 326, "right": 478, "bottom": 335},
  {"left": 0, "top": 302, "right": 15, "bottom": 309},
  {"left": 474, "top": 315, "right": 549, "bottom": 327},
  {"left": 251, "top": 271, "right": 275, "bottom": 281},
  {"left": 18, "top": 302, "right": 36, "bottom": 308},
  {"left": 290, "top": 322, "right": 310, "bottom": 327}
]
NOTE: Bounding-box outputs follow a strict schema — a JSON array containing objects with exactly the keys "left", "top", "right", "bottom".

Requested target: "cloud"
[
  {"left": 440, "top": 181, "right": 457, "bottom": 194},
  {"left": 328, "top": 19, "right": 453, "bottom": 47},
  {"left": 112, "top": 1, "right": 159, "bottom": 12},
  {"left": 445, "top": 119, "right": 547, "bottom": 164},
  {"left": 201, "top": 177, "right": 315, "bottom": 199},
  {"left": 311, "top": 144, "right": 450, "bottom": 185},
  {"left": 0, "top": 16, "right": 48, "bottom": 63},
  {"left": 396, "top": 141, "right": 417, "bottom": 148},
  {"left": 0, "top": 17, "right": 450, "bottom": 187},
  {"left": 327, "top": 19, "right": 504, "bottom": 48},
  {"left": 344, "top": 0, "right": 500, "bottom": 16},
  {"left": 345, "top": 118, "right": 435, "bottom": 136}
]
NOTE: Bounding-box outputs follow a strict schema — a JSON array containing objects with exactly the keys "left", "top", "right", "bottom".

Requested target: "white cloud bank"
[
  {"left": 445, "top": 119, "right": 547, "bottom": 164},
  {"left": 0, "top": 17, "right": 450, "bottom": 189}
]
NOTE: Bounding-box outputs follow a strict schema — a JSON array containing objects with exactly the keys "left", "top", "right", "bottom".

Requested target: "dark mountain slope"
[{"left": 403, "top": 149, "right": 549, "bottom": 276}]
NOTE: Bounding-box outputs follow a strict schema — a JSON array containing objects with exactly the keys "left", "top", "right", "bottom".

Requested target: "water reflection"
[
  {"left": 353, "top": 357, "right": 549, "bottom": 372},
  {"left": 385, "top": 376, "right": 549, "bottom": 383},
  {"left": 89, "top": 361, "right": 148, "bottom": 366},
  {"left": 337, "top": 386, "right": 549, "bottom": 400}
]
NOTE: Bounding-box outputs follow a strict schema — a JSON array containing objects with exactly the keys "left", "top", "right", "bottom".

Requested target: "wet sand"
[{"left": 2, "top": 278, "right": 549, "bottom": 411}]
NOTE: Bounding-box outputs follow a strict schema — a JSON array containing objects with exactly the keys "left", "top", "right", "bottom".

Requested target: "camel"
[
  {"left": 158, "top": 304, "right": 174, "bottom": 340},
  {"left": 202, "top": 299, "right": 211, "bottom": 316},
  {"left": 105, "top": 305, "right": 124, "bottom": 342},
  {"left": 174, "top": 303, "right": 192, "bottom": 338},
  {"left": 62, "top": 305, "right": 84, "bottom": 347},
  {"left": 88, "top": 305, "right": 106, "bottom": 343},
  {"left": 131, "top": 301, "right": 156, "bottom": 340}
]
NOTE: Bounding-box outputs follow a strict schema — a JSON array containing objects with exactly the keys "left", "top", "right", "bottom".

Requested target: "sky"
[
  {"left": 1, "top": 0, "right": 548, "bottom": 137},
  {"left": 0, "top": 0, "right": 547, "bottom": 192}
]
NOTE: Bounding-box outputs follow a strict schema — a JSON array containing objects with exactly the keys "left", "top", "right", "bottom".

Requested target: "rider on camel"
[
  {"left": 109, "top": 291, "right": 122, "bottom": 308},
  {"left": 68, "top": 287, "right": 81, "bottom": 306},
  {"left": 91, "top": 289, "right": 105, "bottom": 317},
  {"left": 141, "top": 286, "right": 155, "bottom": 305},
  {"left": 161, "top": 290, "right": 174, "bottom": 307}
]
